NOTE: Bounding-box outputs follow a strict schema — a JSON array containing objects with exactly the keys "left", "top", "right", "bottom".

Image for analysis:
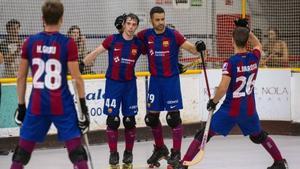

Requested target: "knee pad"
[
  {"left": 144, "top": 113, "right": 160, "bottom": 128},
  {"left": 12, "top": 146, "right": 31, "bottom": 165},
  {"left": 69, "top": 145, "right": 88, "bottom": 163},
  {"left": 166, "top": 111, "right": 182, "bottom": 128},
  {"left": 123, "top": 116, "right": 136, "bottom": 129},
  {"left": 106, "top": 116, "right": 120, "bottom": 130},
  {"left": 249, "top": 130, "right": 268, "bottom": 144}
]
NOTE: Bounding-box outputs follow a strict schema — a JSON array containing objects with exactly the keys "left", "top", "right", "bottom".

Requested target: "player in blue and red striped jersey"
[
  {"left": 10, "top": 1, "right": 90, "bottom": 169},
  {"left": 83, "top": 13, "right": 144, "bottom": 169},
  {"left": 174, "top": 19, "right": 288, "bottom": 169},
  {"left": 136, "top": 6, "right": 205, "bottom": 168}
]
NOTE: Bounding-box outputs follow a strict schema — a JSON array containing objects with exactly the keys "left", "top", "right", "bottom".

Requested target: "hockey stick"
[
  {"left": 182, "top": 59, "right": 202, "bottom": 70},
  {"left": 183, "top": 41, "right": 214, "bottom": 166},
  {"left": 72, "top": 80, "right": 95, "bottom": 169}
]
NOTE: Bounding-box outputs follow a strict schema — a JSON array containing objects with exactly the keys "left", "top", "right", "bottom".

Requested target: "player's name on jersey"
[
  {"left": 37, "top": 45, "right": 56, "bottom": 54},
  {"left": 237, "top": 63, "right": 258, "bottom": 73}
]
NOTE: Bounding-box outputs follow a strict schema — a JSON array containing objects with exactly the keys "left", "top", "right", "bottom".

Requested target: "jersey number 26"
[{"left": 233, "top": 73, "right": 256, "bottom": 98}]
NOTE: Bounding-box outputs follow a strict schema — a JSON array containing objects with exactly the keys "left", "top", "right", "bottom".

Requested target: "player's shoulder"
[{"left": 138, "top": 28, "right": 152, "bottom": 36}]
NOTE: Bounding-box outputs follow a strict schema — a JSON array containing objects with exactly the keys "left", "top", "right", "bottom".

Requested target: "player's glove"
[
  {"left": 114, "top": 14, "right": 126, "bottom": 31},
  {"left": 78, "top": 98, "right": 90, "bottom": 134},
  {"left": 14, "top": 104, "right": 26, "bottom": 126},
  {"left": 207, "top": 99, "right": 218, "bottom": 111},
  {"left": 79, "top": 61, "right": 85, "bottom": 74},
  {"left": 178, "top": 63, "right": 187, "bottom": 74},
  {"left": 195, "top": 40, "right": 206, "bottom": 53},
  {"left": 234, "top": 18, "right": 249, "bottom": 28}
]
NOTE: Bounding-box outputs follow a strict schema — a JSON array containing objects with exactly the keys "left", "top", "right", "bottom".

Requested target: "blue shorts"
[
  {"left": 20, "top": 108, "right": 81, "bottom": 142},
  {"left": 147, "top": 75, "right": 183, "bottom": 111},
  {"left": 210, "top": 106, "right": 261, "bottom": 136},
  {"left": 103, "top": 78, "right": 138, "bottom": 116}
]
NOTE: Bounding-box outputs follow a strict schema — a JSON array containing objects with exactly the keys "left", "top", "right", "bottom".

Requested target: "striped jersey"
[
  {"left": 137, "top": 27, "right": 186, "bottom": 77},
  {"left": 102, "top": 34, "right": 144, "bottom": 81},
  {"left": 21, "top": 31, "right": 78, "bottom": 115},
  {"left": 221, "top": 49, "right": 261, "bottom": 116}
]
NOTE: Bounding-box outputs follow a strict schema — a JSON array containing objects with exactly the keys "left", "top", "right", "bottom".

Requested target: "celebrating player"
[
  {"left": 135, "top": 6, "right": 205, "bottom": 168},
  {"left": 83, "top": 13, "right": 144, "bottom": 169},
  {"left": 172, "top": 19, "right": 288, "bottom": 169},
  {"left": 10, "top": 1, "right": 90, "bottom": 169}
]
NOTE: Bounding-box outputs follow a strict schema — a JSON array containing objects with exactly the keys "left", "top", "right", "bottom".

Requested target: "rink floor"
[{"left": 0, "top": 135, "right": 299, "bottom": 169}]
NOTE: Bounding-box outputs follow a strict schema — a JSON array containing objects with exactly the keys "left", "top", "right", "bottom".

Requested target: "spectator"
[
  {"left": 262, "top": 28, "right": 289, "bottom": 67},
  {"left": 0, "top": 51, "right": 9, "bottom": 155},
  {"left": 67, "top": 25, "right": 93, "bottom": 74},
  {"left": 0, "top": 19, "right": 22, "bottom": 78}
]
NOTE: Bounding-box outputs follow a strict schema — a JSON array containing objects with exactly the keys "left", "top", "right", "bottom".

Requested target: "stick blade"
[{"left": 183, "top": 150, "right": 205, "bottom": 166}]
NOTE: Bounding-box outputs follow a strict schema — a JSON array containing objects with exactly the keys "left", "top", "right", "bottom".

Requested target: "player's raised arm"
[
  {"left": 249, "top": 31, "right": 262, "bottom": 53},
  {"left": 83, "top": 44, "right": 106, "bottom": 66}
]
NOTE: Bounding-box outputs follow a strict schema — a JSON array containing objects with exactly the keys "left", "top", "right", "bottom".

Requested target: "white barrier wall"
[
  {"left": 0, "top": 70, "right": 299, "bottom": 137},
  {"left": 291, "top": 73, "right": 300, "bottom": 123}
]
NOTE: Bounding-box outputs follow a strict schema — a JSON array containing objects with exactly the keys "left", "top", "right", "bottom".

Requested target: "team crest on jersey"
[
  {"left": 131, "top": 49, "right": 137, "bottom": 55},
  {"left": 163, "top": 40, "right": 169, "bottom": 47}
]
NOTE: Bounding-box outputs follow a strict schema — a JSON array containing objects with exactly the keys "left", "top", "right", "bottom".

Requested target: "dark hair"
[
  {"left": 232, "top": 27, "right": 250, "bottom": 48},
  {"left": 6, "top": 19, "right": 20, "bottom": 31},
  {"left": 42, "top": 0, "right": 64, "bottom": 25},
  {"left": 125, "top": 13, "right": 140, "bottom": 25},
  {"left": 150, "top": 6, "right": 165, "bottom": 18},
  {"left": 67, "top": 25, "right": 81, "bottom": 36}
]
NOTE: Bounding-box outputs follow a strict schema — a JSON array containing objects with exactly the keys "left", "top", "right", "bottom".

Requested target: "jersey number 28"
[{"left": 32, "top": 58, "right": 62, "bottom": 90}]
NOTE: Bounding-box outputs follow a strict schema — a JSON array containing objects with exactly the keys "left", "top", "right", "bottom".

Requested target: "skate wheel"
[
  {"left": 122, "top": 163, "right": 133, "bottom": 169},
  {"left": 154, "top": 162, "right": 160, "bottom": 167},
  {"left": 167, "top": 164, "right": 174, "bottom": 169},
  {"left": 148, "top": 164, "right": 154, "bottom": 168}
]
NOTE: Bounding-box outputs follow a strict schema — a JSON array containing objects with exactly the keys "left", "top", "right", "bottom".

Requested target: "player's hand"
[
  {"left": 115, "top": 14, "right": 126, "bottom": 31},
  {"left": 178, "top": 63, "right": 187, "bottom": 74},
  {"left": 14, "top": 104, "right": 26, "bottom": 126},
  {"left": 79, "top": 61, "right": 85, "bottom": 74},
  {"left": 234, "top": 18, "right": 248, "bottom": 28},
  {"left": 78, "top": 98, "right": 90, "bottom": 134},
  {"left": 207, "top": 99, "right": 218, "bottom": 111},
  {"left": 195, "top": 40, "right": 206, "bottom": 53}
]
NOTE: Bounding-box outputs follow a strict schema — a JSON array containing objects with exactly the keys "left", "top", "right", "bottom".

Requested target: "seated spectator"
[
  {"left": 67, "top": 25, "right": 94, "bottom": 74},
  {"left": 261, "top": 28, "right": 289, "bottom": 67},
  {"left": 0, "top": 19, "right": 22, "bottom": 78},
  {"left": 0, "top": 51, "right": 9, "bottom": 156}
]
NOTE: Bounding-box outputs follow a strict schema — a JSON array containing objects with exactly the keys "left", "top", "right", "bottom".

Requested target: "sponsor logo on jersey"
[
  {"left": 155, "top": 50, "right": 170, "bottom": 57},
  {"left": 114, "top": 56, "right": 120, "bottom": 63},
  {"left": 163, "top": 40, "right": 169, "bottom": 47},
  {"left": 148, "top": 41, "right": 154, "bottom": 44},
  {"left": 121, "top": 58, "right": 135, "bottom": 64}
]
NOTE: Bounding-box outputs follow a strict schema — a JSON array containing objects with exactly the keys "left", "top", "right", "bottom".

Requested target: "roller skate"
[
  {"left": 147, "top": 145, "right": 169, "bottom": 168},
  {"left": 267, "top": 159, "right": 288, "bottom": 169},
  {"left": 122, "top": 150, "right": 133, "bottom": 169},
  {"left": 167, "top": 149, "right": 182, "bottom": 169},
  {"left": 109, "top": 151, "right": 120, "bottom": 169}
]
